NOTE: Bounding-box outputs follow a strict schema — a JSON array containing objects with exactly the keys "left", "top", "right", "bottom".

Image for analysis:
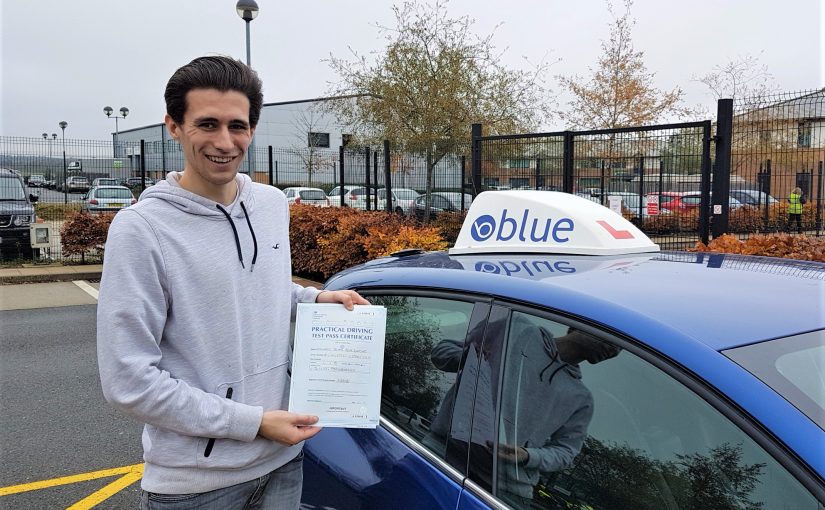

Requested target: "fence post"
[
  {"left": 699, "top": 121, "right": 713, "bottom": 245},
  {"left": 461, "top": 155, "right": 466, "bottom": 210},
  {"left": 471, "top": 123, "right": 482, "bottom": 197},
  {"left": 563, "top": 131, "right": 573, "bottom": 193},
  {"left": 712, "top": 98, "right": 733, "bottom": 239},
  {"left": 365, "top": 146, "right": 371, "bottom": 210},
  {"left": 338, "top": 145, "right": 345, "bottom": 207},
  {"left": 816, "top": 161, "right": 823, "bottom": 234},
  {"left": 140, "top": 139, "right": 147, "bottom": 191},
  {"left": 637, "top": 156, "right": 645, "bottom": 221},
  {"left": 267, "top": 146, "right": 273, "bottom": 186},
  {"left": 383, "top": 140, "right": 392, "bottom": 212}
]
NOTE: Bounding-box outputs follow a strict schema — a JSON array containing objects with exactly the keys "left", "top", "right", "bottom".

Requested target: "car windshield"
[
  {"left": 95, "top": 188, "right": 133, "bottom": 199},
  {"left": 724, "top": 330, "right": 825, "bottom": 429},
  {"left": 0, "top": 177, "right": 26, "bottom": 200},
  {"left": 98, "top": 179, "right": 118, "bottom": 185},
  {"left": 300, "top": 190, "right": 326, "bottom": 200},
  {"left": 70, "top": 177, "right": 88, "bottom": 183}
]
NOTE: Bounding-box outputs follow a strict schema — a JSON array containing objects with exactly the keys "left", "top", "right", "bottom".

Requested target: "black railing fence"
[{"left": 1, "top": 91, "right": 821, "bottom": 262}]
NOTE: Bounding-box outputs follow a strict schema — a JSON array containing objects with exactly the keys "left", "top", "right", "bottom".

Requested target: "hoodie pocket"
[{"left": 195, "top": 361, "right": 291, "bottom": 469}]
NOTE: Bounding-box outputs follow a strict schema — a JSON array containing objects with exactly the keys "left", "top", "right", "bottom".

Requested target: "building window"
[
  {"left": 797, "top": 122, "right": 812, "bottom": 148},
  {"left": 308, "top": 132, "right": 330, "bottom": 148}
]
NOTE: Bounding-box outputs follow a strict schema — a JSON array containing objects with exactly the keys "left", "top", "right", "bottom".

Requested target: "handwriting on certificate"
[{"left": 289, "top": 304, "right": 387, "bottom": 428}]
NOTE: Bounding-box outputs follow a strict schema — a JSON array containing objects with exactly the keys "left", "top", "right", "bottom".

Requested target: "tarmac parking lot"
[{"left": 0, "top": 281, "right": 145, "bottom": 509}]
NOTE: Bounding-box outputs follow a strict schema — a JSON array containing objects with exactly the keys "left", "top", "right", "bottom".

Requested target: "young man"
[{"left": 97, "top": 56, "right": 368, "bottom": 509}]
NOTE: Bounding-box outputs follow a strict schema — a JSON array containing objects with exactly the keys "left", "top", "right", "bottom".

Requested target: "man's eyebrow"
[{"left": 191, "top": 116, "right": 249, "bottom": 126}]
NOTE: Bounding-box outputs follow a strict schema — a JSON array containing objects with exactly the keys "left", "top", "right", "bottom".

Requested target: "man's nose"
[{"left": 212, "top": 126, "right": 234, "bottom": 150}]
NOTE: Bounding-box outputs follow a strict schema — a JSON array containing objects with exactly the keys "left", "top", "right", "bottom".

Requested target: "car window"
[
  {"left": 284, "top": 189, "right": 294, "bottom": 198},
  {"left": 328, "top": 187, "right": 340, "bottom": 196},
  {"left": 682, "top": 196, "right": 701, "bottom": 205},
  {"left": 485, "top": 310, "right": 817, "bottom": 510},
  {"left": 432, "top": 196, "right": 450, "bottom": 209},
  {"left": 0, "top": 176, "right": 26, "bottom": 200},
  {"left": 368, "top": 295, "right": 478, "bottom": 462},
  {"left": 300, "top": 190, "right": 326, "bottom": 200},
  {"left": 395, "top": 189, "right": 418, "bottom": 200},
  {"left": 95, "top": 188, "right": 133, "bottom": 199}
]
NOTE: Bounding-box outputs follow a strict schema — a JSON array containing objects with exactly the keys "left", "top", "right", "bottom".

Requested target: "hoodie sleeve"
[
  {"left": 292, "top": 282, "right": 321, "bottom": 308},
  {"left": 523, "top": 393, "right": 593, "bottom": 473},
  {"left": 97, "top": 210, "right": 263, "bottom": 442}
]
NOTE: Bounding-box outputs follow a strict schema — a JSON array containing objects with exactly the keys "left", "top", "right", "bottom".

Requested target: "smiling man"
[{"left": 96, "top": 56, "right": 368, "bottom": 510}]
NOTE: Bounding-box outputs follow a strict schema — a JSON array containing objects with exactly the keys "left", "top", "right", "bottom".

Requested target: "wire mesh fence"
[{"left": 1, "top": 91, "right": 821, "bottom": 263}]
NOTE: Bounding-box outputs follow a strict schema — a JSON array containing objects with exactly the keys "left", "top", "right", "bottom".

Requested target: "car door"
[
  {"left": 456, "top": 302, "right": 821, "bottom": 510},
  {"left": 301, "top": 291, "right": 493, "bottom": 510}
]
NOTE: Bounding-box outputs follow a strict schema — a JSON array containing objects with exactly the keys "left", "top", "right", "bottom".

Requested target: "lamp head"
[
  {"left": 120, "top": 107, "right": 129, "bottom": 118},
  {"left": 236, "top": 0, "right": 259, "bottom": 21},
  {"left": 104, "top": 106, "right": 113, "bottom": 117}
]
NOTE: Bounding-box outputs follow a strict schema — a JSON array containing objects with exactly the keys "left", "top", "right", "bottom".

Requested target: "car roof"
[{"left": 328, "top": 251, "right": 824, "bottom": 352}]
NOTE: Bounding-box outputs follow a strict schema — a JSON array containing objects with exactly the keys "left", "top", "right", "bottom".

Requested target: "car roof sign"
[{"left": 449, "top": 191, "right": 660, "bottom": 256}]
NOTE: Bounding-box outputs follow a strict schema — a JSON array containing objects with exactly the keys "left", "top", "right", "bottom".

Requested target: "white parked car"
[
  {"left": 328, "top": 185, "right": 397, "bottom": 211},
  {"left": 391, "top": 188, "right": 420, "bottom": 215},
  {"left": 283, "top": 187, "right": 330, "bottom": 207}
]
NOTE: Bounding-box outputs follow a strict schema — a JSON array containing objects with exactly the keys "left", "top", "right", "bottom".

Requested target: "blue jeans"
[{"left": 140, "top": 452, "right": 303, "bottom": 510}]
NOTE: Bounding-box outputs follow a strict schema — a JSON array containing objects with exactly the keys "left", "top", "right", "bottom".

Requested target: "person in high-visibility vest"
[{"left": 788, "top": 187, "right": 805, "bottom": 233}]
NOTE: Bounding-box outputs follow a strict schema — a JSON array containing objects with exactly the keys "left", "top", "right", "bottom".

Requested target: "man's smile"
[{"left": 205, "top": 155, "right": 237, "bottom": 164}]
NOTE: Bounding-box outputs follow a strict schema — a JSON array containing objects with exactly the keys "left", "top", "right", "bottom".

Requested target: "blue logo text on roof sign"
[{"left": 470, "top": 209, "right": 575, "bottom": 243}]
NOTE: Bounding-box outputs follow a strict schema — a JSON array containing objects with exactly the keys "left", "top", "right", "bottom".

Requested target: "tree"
[
  {"left": 289, "top": 106, "right": 337, "bottom": 186},
  {"left": 557, "top": 0, "right": 690, "bottom": 131},
  {"left": 693, "top": 54, "right": 779, "bottom": 103},
  {"left": 327, "top": 0, "right": 552, "bottom": 219}
]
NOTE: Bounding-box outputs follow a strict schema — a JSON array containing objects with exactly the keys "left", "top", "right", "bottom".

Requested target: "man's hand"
[
  {"left": 487, "top": 440, "right": 529, "bottom": 465},
  {"left": 258, "top": 410, "right": 322, "bottom": 446},
  {"left": 315, "top": 290, "right": 370, "bottom": 310}
]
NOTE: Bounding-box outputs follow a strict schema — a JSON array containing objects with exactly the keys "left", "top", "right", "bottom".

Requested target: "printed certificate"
[{"left": 289, "top": 303, "right": 387, "bottom": 428}]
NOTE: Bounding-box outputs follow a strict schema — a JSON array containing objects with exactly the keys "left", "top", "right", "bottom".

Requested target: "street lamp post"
[
  {"left": 59, "top": 121, "right": 68, "bottom": 205},
  {"left": 104, "top": 106, "right": 129, "bottom": 159},
  {"left": 236, "top": 0, "right": 259, "bottom": 177},
  {"left": 42, "top": 133, "right": 56, "bottom": 178}
]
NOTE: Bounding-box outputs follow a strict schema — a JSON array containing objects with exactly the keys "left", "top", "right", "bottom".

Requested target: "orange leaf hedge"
[
  {"left": 290, "top": 205, "right": 448, "bottom": 279},
  {"left": 694, "top": 234, "right": 825, "bottom": 262}
]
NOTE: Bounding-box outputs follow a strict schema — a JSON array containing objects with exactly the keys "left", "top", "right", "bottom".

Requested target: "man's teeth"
[{"left": 206, "top": 155, "right": 234, "bottom": 163}]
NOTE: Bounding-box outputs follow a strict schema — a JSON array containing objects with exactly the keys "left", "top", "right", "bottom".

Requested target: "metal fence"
[
  {"left": 1, "top": 91, "right": 822, "bottom": 263},
  {"left": 472, "top": 121, "right": 713, "bottom": 249},
  {"left": 730, "top": 90, "right": 824, "bottom": 235}
]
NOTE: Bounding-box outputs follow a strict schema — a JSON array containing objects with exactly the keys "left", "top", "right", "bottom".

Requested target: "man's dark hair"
[{"left": 164, "top": 56, "right": 264, "bottom": 127}]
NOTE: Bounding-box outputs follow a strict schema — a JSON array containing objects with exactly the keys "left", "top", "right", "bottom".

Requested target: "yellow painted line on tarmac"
[
  {"left": 0, "top": 463, "right": 143, "bottom": 497},
  {"left": 66, "top": 464, "right": 144, "bottom": 510}
]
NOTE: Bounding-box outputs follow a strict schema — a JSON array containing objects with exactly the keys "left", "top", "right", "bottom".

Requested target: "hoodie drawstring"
[
  {"left": 216, "top": 201, "right": 258, "bottom": 272},
  {"left": 240, "top": 202, "right": 258, "bottom": 271}
]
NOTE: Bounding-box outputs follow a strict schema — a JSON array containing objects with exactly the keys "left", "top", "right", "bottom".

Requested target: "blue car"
[{"left": 300, "top": 191, "right": 824, "bottom": 510}]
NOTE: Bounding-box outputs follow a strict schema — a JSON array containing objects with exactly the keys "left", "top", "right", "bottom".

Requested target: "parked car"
[
  {"left": 92, "top": 177, "right": 121, "bottom": 188},
  {"left": 301, "top": 191, "right": 824, "bottom": 510},
  {"left": 27, "top": 174, "right": 46, "bottom": 187},
  {"left": 67, "top": 160, "right": 82, "bottom": 171},
  {"left": 730, "top": 189, "right": 779, "bottom": 207},
  {"left": 411, "top": 192, "right": 473, "bottom": 221},
  {"left": 283, "top": 187, "right": 330, "bottom": 207},
  {"left": 123, "top": 177, "right": 154, "bottom": 189},
  {"left": 80, "top": 185, "right": 136, "bottom": 214},
  {"left": 391, "top": 187, "right": 420, "bottom": 215},
  {"left": 328, "top": 185, "right": 396, "bottom": 211},
  {"left": 649, "top": 191, "right": 743, "bottom": 212},
  {"left": 64, "top": 175, "right": 90, "bottom": 193},
  {"left": 0, "top": 167, "right": 38, "bottom": 258}
]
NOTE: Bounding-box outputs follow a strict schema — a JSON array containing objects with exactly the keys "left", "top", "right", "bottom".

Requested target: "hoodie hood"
[
  {"left": 140, "top": 172, "right": 259, "bottom": 271},
  {"left": 139, "top": 172, "right": 256, "bottom": 219}
]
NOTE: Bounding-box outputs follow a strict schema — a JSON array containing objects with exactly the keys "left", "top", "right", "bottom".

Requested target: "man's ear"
[{"left": 164, "top": 114, "right": 179, "bottom": 140}]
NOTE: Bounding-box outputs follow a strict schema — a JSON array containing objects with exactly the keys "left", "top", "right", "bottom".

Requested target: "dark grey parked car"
[
  {"left": 412, "top": 192, "right": 473, "bottom": 221},
  {"left": 0, "top": 167, "right": 38, "bottom": 258}
]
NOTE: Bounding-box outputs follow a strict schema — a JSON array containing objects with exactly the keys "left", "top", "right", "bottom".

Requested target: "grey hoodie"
[{"left": 97, "top": 172, "right": 320, "bottom": 494}]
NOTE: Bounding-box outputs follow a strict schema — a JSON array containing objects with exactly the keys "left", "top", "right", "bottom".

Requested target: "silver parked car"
[
  {"left": 80, "top": 186, "right": 136, "bottom": 214},
  {"left": 283, "top": 187, "right": 330, "bottom": 207}
]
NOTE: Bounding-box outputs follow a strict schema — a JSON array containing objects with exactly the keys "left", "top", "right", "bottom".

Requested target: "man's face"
[{"left": 165, "top": 88, "right": 254, "bottom": 192}]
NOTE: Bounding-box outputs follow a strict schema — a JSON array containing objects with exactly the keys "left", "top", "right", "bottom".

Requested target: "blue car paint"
[
  {"left": 302, "top": 425, "right": 463, "bottom": 510},
  {"left": 304, "top": 250, "right": 824, "bottom": 507}
]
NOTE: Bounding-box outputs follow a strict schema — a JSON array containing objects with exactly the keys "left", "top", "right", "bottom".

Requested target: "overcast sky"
[{"left": 1, "top": 0, "right": 823, "bottom": 140}]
